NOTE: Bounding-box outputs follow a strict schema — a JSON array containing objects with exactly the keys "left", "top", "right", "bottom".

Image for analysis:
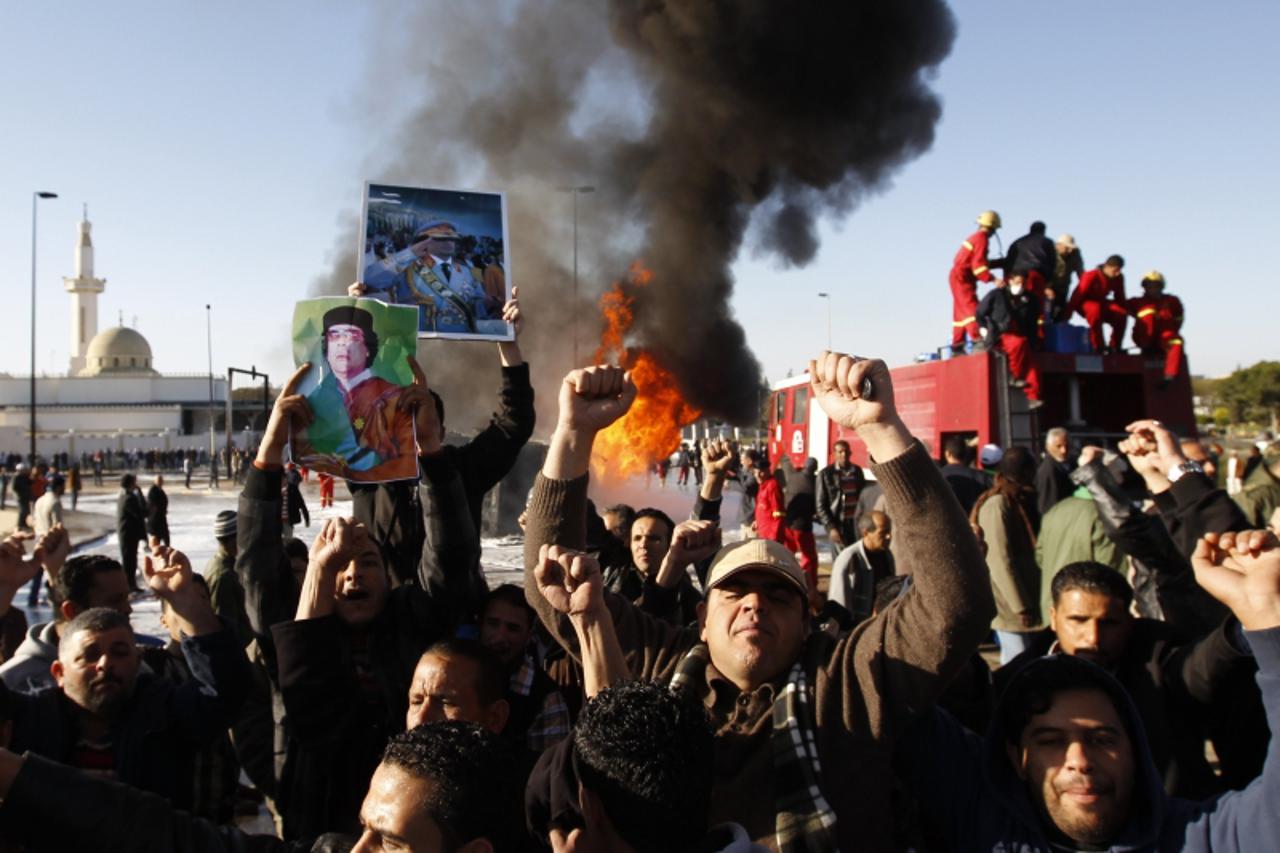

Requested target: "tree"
[{"left": 1217, "top": 361, "right": 1280, "bottom": 430}]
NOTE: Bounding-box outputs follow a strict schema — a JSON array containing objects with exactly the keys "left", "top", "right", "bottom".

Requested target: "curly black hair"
[
  {"left": 381, "top": 721, "right": 521, "bottom": 852},
  {"left": 573, "top": 680, "right": 714, "bottom": 852}
]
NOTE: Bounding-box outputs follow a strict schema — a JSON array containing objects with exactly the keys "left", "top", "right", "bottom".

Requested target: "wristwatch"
[{"left": 1166, "top": 461, "right": 1204, "bottom": 483}]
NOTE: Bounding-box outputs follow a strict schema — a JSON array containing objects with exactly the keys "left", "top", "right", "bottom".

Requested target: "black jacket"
[
  {"left": 0, "top": 753, "right": 342, "bottom": 852},
  {"left": 814, "top": 463, "right": 866, "bottom": 532},
  {"left": 976, "top": 286, "right": 1041, "bottom": 338},
  {"left": 267, "top": 451, "right": 484, "bottom": 840},
  {"left": 1034, "top": 455, "right": 1073, "bottom": 519},
  {"left": 116, "top": 488, "right": 147, "bottom": 537},
  {"left": 941, "top": 463, "right": 988, "bottom": 516},
  {"left": 1003, "top": 231, "right": 1057, "bottom": 278},
  {"left": 351, "top": 362, "right": 535, "bottom": 587},
  {"left": 995, "top": 618, "right": 1256, "bottom": 799},
  {"left": 146, "top": 484, "right": 169, "bottom": 533},
  {"left": 5, "top": 626, "right": 250, "bottom": 813}
]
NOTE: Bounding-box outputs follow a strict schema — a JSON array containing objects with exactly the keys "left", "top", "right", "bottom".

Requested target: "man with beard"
[
  {"left": 899, "top": 528, "right": 1280, "bottom": 852},
  {"left": 2, "top": 546, "right": 249, "bottom": 812}
]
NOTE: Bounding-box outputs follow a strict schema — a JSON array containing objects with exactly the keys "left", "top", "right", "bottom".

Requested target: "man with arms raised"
[
  {"left": 902, "top": 528, "right": 1280, "bottom": 851},
  {"left": 523, "top": 350, "right": 994, "bottom": 850}
]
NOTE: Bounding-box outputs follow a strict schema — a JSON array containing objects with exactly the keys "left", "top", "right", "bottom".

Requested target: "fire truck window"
[
  {"left": 774, "top": 392, "right": 786, "bottom": 425},
  {"left": 792, "top": 386, "right": 809, "bottom": 423}
]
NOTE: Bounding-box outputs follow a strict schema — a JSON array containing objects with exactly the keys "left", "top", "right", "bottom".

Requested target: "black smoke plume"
[{"left": 314, "top": 0, "right": 955, "bottom": 431}]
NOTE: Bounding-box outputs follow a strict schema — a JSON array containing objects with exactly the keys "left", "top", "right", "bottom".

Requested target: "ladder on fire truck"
[{"left": 991, "top": 350, "right": 1040, "bottom": 451}]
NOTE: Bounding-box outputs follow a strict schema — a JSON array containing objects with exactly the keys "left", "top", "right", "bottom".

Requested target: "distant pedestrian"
[
  {"left": 11, "top": 465, "right": 32, "bottom": 532},
  {"left": 29, "top": 474, "right": 67, "bottom": 607},
  {"left": 318, "top": 472, "right": 335, "bottom": 508},
  {"left": 116, "top": 473, "right": 147, "bottom": 591},
  {"left": 147, "top": 474, "right": 170, "bottom": 547},
  {"left": 67, "top": 464, "right": 82, "bottom": 510},
  {"left": 0, "top": 463, "right": 9, "bottom": 511},
  {"left": 183, "top": 453, "right": 193, "bottom": 489},
  {"left": 282, "top": 464, "right": 310, "bottom": 539},
  {"left": 91, "top": 451, "right": 104, "bottom": 486}
]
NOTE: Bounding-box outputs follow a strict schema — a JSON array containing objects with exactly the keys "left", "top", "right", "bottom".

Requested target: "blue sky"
[{"left": 2, "top": 1, "right": 1276, "bottom": 393}]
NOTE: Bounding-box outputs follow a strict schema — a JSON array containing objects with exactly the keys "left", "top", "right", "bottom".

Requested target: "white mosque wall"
[{"left": 0, "top": 374, "right": 227, "bottom": 406}]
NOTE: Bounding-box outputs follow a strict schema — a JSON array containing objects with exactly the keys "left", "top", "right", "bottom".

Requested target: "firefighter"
[
  {"left": 1127, "top": 270, "right": 1185, "bottom": 387},
  {"left": 976, "top": 272, "right": 1044, "bottom": 410},
  {"left": 949, "top": 210, "right": 1001, "bottom": 354},
  {"left": 1067, "top": 253, "right": 1128, "bottom": 353}
]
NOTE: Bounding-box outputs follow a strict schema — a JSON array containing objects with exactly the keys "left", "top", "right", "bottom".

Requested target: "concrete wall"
[{"left": 0, "top": 374, "right": 227, "bottom": 406}]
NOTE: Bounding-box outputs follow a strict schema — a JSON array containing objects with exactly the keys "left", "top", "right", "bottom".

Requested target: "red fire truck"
[{"left": 768, "top": 349, "right": 1196, "bottom": 470}]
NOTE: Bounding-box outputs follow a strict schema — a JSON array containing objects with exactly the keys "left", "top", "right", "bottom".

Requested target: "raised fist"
[
  {"left": 309, "top": 517, "right": 369, "bottom": 578},
  {"left": 556, "top": 365, "right": 637, "bottom": 434},
  {"left": 0, "top": 532, "right": 35, "bottom": 590},
  {"left": 261, "top": 363, "right": 316, "bottom": 466},
  {"left": 809, "top": 351, "right": 897, "bottom": 432},
  {"left": 535, "top": 544, "right": 604, "bottom": 617},
  {"left": 33, "top": 525, "right": 71, "bottom": 578},
  {"left": 402, "top": 356, "right": 443, "bottom": 454},
  {"left": 665, "top": 520, "right": 722, "bottom": 571},
  {"left": 143, "top": 546, "right": 196, "bottom": 601},
  {"left": 701, "top": 439, "right": 734, "bottom": 476},
  {"left": 1192, "top": 529, "right": 1280, "bottom": 631}
]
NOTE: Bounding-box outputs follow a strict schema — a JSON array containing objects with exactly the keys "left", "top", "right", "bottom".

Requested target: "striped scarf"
[{"left": 669, "top": 644, "right": 838, "bottom": 852}]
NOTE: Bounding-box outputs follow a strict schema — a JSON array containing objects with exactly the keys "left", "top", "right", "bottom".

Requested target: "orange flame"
[{"left": 590, "top": 264, "right": 701, "bottom": 482}]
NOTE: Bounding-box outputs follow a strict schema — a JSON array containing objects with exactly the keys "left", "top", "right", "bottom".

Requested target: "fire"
[{"left": 589, "top": 264, "right": 701, "bottom": 482}]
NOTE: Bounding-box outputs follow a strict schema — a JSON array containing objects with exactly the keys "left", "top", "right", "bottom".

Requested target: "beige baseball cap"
[
  {"left": 1056, "top": 233, "right": 1077, "bottom": 250},
  {"left": 705, "top": 539, "right": 808, "bottom": 596}
]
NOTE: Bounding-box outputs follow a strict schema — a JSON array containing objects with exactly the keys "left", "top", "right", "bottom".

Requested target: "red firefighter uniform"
[
  {"left": 1067, "top": 267, "right": 1128, "bottom": 352},
  {"left": 1128, "top": 293, "right": 1185, "bottom": 380},
  {"left": 950, "top": 229, "right": 995, "bottom": 347}
]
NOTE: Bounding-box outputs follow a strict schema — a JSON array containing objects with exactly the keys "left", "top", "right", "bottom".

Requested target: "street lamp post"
[
  {"left": 30, "top": 191, "right": 58, "bottom": 463},
  {"left": 206, "top": 304, "right": 219, "bottom": 487},
  {"left": 817, "top": 292, "right": 832, "bottom": 350},
  {"left": 556, "top": 185, "right": 595, "bottom": 366}
]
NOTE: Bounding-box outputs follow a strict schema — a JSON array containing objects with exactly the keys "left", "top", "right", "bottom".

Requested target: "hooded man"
[{"left": 899, "top": 527, "right": 1280, "bottom": 852}]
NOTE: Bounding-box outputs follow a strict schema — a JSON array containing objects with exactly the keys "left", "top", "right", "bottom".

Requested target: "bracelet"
[{"left": 1166, "top": 461, "right": 1203, "bottom": 483}]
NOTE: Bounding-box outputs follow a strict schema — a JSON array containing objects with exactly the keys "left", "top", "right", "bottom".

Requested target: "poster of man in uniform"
[
  {"left": 289, "top": 297, "right": 420, "bottom": 483},
  {"left": 357, "top": 183, "right": 513, "bottom": 340}
]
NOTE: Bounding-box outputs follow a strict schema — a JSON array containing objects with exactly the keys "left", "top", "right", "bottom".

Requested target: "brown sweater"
[{"left": 523, "top": 440, "right": 994, "bottom": 851}]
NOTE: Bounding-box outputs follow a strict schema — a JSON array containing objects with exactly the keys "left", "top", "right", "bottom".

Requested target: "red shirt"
[
  {"left": 1127, "top": 294, "right": 1184, "bottom": 345},
  {"left": 754, "top": 478, "right": 785, "bottom": 542},
  {"left": 951, "top": 230, "right": 995, "bottom": 284},
  {"left": 1068, "top": 268, "right": 1126, "bottom": 316}
]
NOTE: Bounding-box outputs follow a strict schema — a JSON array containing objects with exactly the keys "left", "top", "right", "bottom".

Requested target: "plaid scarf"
[{"left": 669, "top": 644, "right": 838, "bottom": 852}]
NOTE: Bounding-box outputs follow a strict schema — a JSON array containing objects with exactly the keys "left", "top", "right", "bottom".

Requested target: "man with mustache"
[
  {"left": 523, "top": 351, "right": 995, "bottom": 850},
  {"left": 1, "top": 545, "right": 249, "bottom": 812},
  {"left": 263, "top": 358, "right": 488, "bottom": 840},
  {"left": 900, "top": 528, "right": 1280, "bottom": 852}
]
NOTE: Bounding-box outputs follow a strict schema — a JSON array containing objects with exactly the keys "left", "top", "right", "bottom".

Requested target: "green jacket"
[
  {"left": 1034, "top": 490, "right": 1122, "bottom": 621},
  {"left": 976, "top": 494, "right": 1043, "bottom": 631},
  {"left": 1233, "top": 463, "right": 1280, "bottom": 528}
]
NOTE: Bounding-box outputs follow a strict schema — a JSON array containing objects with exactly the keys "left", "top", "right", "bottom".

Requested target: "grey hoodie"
[{"left": 0, "top": 621, "right": 58, "bottom": 695}]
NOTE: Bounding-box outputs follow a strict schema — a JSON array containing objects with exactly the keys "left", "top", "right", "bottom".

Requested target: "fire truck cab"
[{"left": 768, "top": 350, "right": 1196, "bottom": 470}]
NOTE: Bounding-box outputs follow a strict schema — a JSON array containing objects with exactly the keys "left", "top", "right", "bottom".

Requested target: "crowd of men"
[
  {"left": 0, "top": 279, "right": 1274, "bottom": 853},
  {"left": 950, "top": 212, "right": 1188, "bottom": 404}
]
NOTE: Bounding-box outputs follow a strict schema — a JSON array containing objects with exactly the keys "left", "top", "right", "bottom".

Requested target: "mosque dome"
[{"left": 79, "top": 325, "right": 159, "bottom": 376}]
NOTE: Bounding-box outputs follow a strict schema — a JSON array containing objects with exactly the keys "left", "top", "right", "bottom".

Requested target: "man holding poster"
[{"left": 291, "top": 301, "right": 419, "bottom": 483}]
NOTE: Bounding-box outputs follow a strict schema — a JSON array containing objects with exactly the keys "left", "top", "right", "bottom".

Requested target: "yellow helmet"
[
  {"left": 975, "top": 210, "right": 1002, "bottom": 229},
  {"left": 1142, "top": 270, "right": 1165, "bottom": 285}
]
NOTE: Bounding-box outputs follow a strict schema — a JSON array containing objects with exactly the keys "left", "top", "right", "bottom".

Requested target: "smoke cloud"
[{"left": 314, "top": 0, "right": 955, "bottom": 431}]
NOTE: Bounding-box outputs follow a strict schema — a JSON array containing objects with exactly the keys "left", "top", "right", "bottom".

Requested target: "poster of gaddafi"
[
  {"left": 357, "top": 182, "right": 513, "bottom": 341},
  {"left": 289, "top": 297, "right": 421, "bottom": 483}
]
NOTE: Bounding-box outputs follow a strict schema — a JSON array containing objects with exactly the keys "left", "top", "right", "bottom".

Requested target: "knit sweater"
[{"left": 523, "top": 440, "right": 994, "bottom": 851}]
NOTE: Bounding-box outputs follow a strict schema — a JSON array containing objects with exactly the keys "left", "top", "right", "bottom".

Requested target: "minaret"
[{"left": 64, "top": 205, "right": 106, "bottom": 374}]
